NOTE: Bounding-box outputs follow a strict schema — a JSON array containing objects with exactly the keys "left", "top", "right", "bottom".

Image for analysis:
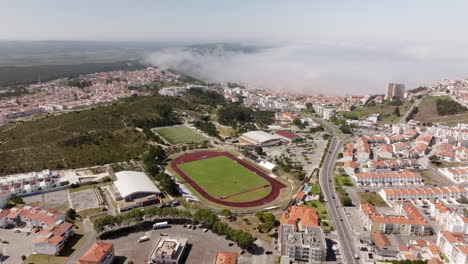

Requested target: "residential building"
[
  {"left": 0, "top": 169, "right": 61, "bottom": 195},
  {"left": 281, "top": 206, "right": 320, "bottom": 228},
  {"left": 378, "top": 144, "right": 394, "bottom": 159},
  {"left": 34, "top": 220, "right": 74, "bottom": 255},
  {"left": 372, "top": 232, "right": 399, "bottom": 259},
  {"left": 429, "top": 202, "right": 468, "bottom": 234},
  {"left": 360, "top": 202, "right": 433, "bottom": 236},
  {"left": 351, "top": 171, "right": 422, "bottom": 187},
  {"left": 436, "top": 231, "right": 468, "bottom": 264},
  {"left": 343, "top": 161, "right": 358, "bottom": 175},
  {"left": 379, "top": 186, "right": 468, "bottom": 202},
  {"left": 6, "top": 205, "right": 65, "bottom": 229},
  {"left": 78, "top": 242, "right": 115, "bottom": 264},
  {"left": 148, "top": 237, "right": 188, "bottom": 264},
  {"left": 397, "top": 239, "right": 441, "bottom": 262},
  {"left": 279, "top": 206, "right": 325, "bottom": 263},
  {"left": 214, "top": 252, "right": 238, "bottom": 264},
  {"left": 279, "top": 225, "right": 326, "bottom": 263},
  {"left": 438, "top": 166, "right": 468, "bottom": 184}
]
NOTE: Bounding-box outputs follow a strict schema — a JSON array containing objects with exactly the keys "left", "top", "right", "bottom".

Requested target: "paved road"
[
  {"left": 399, "top": 97, "right": 423, "bottom": 124},
  {"left": 65, "top": 219, "right": 96, "bottom": 264},
  {"left": 313, "top": 118, "right": 359, "bottom": 264}
]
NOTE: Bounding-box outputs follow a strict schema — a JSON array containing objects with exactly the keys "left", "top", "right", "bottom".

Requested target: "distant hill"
[{"left": 0, "top": 60, "right": 148, "bottom": 88}]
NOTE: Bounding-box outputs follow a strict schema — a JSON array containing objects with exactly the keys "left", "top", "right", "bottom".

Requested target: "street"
[{"left": 314, "top": 118, "right": 359, "bottom": 264}]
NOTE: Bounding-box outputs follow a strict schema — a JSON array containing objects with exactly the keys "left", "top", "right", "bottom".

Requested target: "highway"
[{"left": 313, "top": 118, "right": 359, "bottom": 264}]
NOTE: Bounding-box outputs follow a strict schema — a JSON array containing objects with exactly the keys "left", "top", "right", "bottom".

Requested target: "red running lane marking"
[{"left": 171, "top": 151, "right": 286, "bottom": 207}]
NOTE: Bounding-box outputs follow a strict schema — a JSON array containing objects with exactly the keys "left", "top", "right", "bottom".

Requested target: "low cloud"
[{"left": 145, "top": 43, "right": 468, "bottom": 95}]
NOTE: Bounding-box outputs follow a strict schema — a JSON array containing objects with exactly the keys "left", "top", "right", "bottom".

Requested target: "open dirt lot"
[
  {"left": 44, "top": 190, "right": 70, "bottom": 209},
  {"left": 0, "top": 229, "right": 38, "bottom": 264},
  {"left": 101, "top": 224, "right": 248, "bottom": 264},
  {"left": 70, "top": 189, "right": 99, "bottom": 211}
]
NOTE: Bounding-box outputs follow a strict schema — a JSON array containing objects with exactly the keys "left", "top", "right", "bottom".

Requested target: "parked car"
[
  {"left": 137, "top": 236, "right": 150, "bottom": 243},
  {"left": 160, "top": 233, "right": 168, "bottom": 236}
]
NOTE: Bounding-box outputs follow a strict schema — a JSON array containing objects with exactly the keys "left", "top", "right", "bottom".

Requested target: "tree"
[
  {"left": 237, "top": 232, "right": 255, "bottom": 248},
  {"left": 221, "top": 209, "right": 232, "bottom": 217},
  {"left": 8, "top": 194, "right": 25, "bottom": 205},
  {"left": 393, "top": 107, "right": 400, "bottom": 117},
  {"left": 154, "top": 173, "right": 179, "bottom": 196},
  {"left": 66, "top": 208, "right": 78, "bottom": 221},
  {"left": 305, "top": 103, "right": 315, "bottom": 113},
  {"left": 255, "top": 146, "right": 264, "bottom": 156},
  {"left": 292, "top": 118, "right": 305, "bottom": 129},
  {"left": 340, "top": 196, "right": 353, "bottom": 206}
]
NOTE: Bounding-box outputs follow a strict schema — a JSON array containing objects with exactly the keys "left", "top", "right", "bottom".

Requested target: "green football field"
[
  {"left": 177, "top": 155, "right": 271, "bottom": 202},
  {"left": 153, "top": 125, "right": 207, "bottom": 144}
]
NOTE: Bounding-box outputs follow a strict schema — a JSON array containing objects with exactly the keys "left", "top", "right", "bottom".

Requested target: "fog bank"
[{"left": 145, "top": 43, "right": 468, "bottom": 95}]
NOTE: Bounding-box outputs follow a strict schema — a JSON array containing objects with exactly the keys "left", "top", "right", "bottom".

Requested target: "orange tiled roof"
[
  {"left": 280, "top": 206, "right": 319, "bottom": 230},
  {"left": 214, "top": 252, "right": 238, "bottom": 264},
  {"left": 78, "top": 242, "right": 113, "bottom": 263}
]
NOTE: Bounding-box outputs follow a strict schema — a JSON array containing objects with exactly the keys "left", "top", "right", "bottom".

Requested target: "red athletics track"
[{"left": 171, "top": 151, "right": 287, "bottom": 207}]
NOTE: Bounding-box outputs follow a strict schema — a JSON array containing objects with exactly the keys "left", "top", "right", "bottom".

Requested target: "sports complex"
[{"left": 169, "top": 151, "right": 288, "bottom": 208}]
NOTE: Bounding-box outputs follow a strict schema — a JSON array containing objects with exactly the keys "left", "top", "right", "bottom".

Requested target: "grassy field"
[
  {"left": 177, "top": 155, "right": 271, "bottom": 203},
  {"left": 153, "top": 125, "right": 206, "bottom": 144},
  {"left": 357, "top": 192, "right": 388, "bottom": 207},
  {"left": 335, "top": 175, "right": 355, "bottom": 187},
  {"left": 0, "top": 95, "right": 194, "bottom": 176},
  {"left": 308, "top": 184, "right": 321, "bottom": 195},
  {"left": 346, "top": 101, "right": 413, "bottom": 124},
  {"left": 414, "top": 96, "right": 468, "bottom": 125}
]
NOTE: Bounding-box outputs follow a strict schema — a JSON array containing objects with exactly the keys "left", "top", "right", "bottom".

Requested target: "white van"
[{"left": 138, "top": 235, "right": 150, "bottom": 243}]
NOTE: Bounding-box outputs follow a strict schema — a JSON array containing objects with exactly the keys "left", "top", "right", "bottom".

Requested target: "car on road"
[{"left": 339, "top": 217, "right": 343, "bottom": 221}]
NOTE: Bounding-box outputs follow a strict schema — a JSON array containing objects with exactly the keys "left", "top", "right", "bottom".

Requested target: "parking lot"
[
  {"left": 265, "top": 134, "right": 327, "bottom": 173},
  {"left": 102, "top": 224, "right": 248, "bottom": 264},
  {"left": 70, "top": 189, "right": 99, "bottom": 211},
  {"left": 0, "top": 228, "right": 38, "bottom": 264}
]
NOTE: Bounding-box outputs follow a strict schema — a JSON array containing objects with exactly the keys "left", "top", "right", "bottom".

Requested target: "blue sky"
[{"left": 2, "top": 0, "right": 467, "bottom": 44}]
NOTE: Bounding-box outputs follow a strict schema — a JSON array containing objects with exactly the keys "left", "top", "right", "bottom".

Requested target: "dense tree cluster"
[
  {"left": 193, "top": 120, "right": 219, "bottom": 137},
  {"left": 342, "top": 112, "right": 359, "bottom": 120},
  {"left": 255, "top": 212, "right": 279, "bottom": 233},
  {"left": 436, "top": 98, "right": 467, "bottom": 115},
  {"left": 186, "top": 88, "right": 225, "bottom": 106},
  {"left": 292, "top": 118, "right": 309, "bottom": 129},
  {"left": 218, "top": 104, "right": 254, "bottom": 126},
  {"left": 154, "top": 173, "right": 179, "bottom": 196},
  {"left": 254, "top": 110, "right": 275, "bottom": 126}
]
